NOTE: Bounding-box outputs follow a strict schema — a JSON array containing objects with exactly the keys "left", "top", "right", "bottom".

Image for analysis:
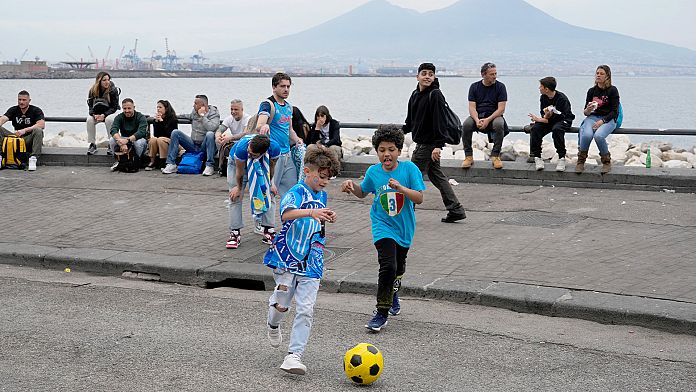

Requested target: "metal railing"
[{"left": 44, "top": 117, "right": 696, "bottom": 137}]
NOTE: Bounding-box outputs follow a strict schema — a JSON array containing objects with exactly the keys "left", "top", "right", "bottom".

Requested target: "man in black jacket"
[{"left": 403, "top": 63, "right": 466, "bottom": 223}]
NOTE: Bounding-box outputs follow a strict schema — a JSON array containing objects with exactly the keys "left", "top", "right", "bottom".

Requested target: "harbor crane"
[{"left": 19, "top": 49, "right": 29, "bottom": 62}]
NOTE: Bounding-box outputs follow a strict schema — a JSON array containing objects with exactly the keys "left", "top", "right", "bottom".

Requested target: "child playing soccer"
[
  {"left": 341, "top": 125, "right": 425, "bottom": 332},
  {"left": 264, "top": 144, "right": 341, "bottom": 375},
  {"left": 227, "top": 134, "right": 281, "bottom": 249}
]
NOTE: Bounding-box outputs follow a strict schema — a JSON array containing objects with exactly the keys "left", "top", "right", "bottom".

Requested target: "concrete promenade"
[{"left": 1, "top": 152, "right": 695, "bottom": 335}]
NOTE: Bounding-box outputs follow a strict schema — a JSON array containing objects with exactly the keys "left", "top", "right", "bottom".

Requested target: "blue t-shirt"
[
  {"left": 359, "top": 160, "right": 426, "bottom": 248},
  {"left": 259, "top": 98, "right": 293, "bottom": 154},
  {"left": 468, "top": 80, "right": 508, "bottom": 118},
  {"left": 231, "top": 134, "right": 281, "bottom": 161},
  {"left": 263, "top": 181, "right": 328, "bottom": 279}
]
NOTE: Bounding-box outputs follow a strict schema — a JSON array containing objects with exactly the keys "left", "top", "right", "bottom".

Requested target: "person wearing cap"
[
  {"left": 403, "top": 62, "right": 466, "bottom": 223},
  {"left": 461, "top": 62, "right": 508, "bottom": 170}
]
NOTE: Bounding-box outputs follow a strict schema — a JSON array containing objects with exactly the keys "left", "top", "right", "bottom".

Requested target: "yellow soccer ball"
[{"left": 343, "top": 343, "right": 384, "bottom": 385}]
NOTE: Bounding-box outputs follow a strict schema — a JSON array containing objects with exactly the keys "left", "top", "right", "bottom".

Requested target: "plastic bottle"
[{"left": 646, "top": 146, "right": 652, "bottom": 168}]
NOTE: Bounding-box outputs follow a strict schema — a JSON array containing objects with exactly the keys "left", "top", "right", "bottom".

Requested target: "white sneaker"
[
  {"left": 534, "top": 157, "right": 544, "bottom": 171},
  {"left": 254, "top": 220, "right": 264, "bottom": 235},
  {"left": 202, "top": 166, "right": 215, "bottom": 176},
  {"left": 110, "top": 162, "right": 119, "bottom": 172},
  {"left": 556, "top": 157, "right": 566, "bottom": 172},
  {"left": 161, "top": 163, "right": 178, "bottom": 174},
  {"left": 280, "top": 353, "right": 306, "bottom": 375},
  {"left": 267, "top": 324, "right": 282, "bottom": 348},
  {"left": 28, "top": 156, "right": 37, "bottom": 171}
]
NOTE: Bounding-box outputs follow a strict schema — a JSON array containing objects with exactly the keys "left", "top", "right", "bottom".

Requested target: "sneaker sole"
[
  {"left": 365, "top": 320, "right": 387, "bottom": 332},
  {"left": 280, "top": 366, "right": 306, "bottom": 375},
  {"left": 389, "top": 309, "right": 400, "bottom": 316},
  {"left": 226, "top": 243, "right": 239, "bottom": 249}
]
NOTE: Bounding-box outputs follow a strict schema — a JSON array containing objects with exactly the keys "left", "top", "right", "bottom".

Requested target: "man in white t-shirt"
[{"left": 216, "top": 99, "right": 251, "bottom": 176}]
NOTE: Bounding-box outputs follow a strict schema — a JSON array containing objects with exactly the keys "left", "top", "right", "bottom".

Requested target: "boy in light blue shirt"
[
  {"left": 341, "top": 125, "right": 425, "bottom": 332},
  {"left": 264, "top": 144, "right": 341, "bottom": 375}
]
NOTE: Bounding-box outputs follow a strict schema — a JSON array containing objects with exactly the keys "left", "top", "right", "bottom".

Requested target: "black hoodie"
[
  {"left": 87, "top": 81, "right": 121, "bottom": 116},
  {"left": 403, "top": 78, "right": 448, "bottom": 147}
]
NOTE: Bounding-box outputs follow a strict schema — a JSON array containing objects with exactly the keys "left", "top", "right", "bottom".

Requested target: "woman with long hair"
[
  {"left": 145, "top": 100, "right": 179, "bottom": 170},
  {"left": 576, "top": 65, "right": 620, "bottom": 174},
  {"left": 308, "top": 105, "right": 343, "bottom": 160},
  {"left": 86, "top": 71, "right": 120, "bottom": 155}
]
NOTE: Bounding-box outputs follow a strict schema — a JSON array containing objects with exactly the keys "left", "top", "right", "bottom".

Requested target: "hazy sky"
[{"left": 2, "top": 0, "right": 694, "bottom": 62}]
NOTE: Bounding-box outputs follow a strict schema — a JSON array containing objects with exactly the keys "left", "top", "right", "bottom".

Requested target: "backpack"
[
  {"left": 616, "top": 103, "right": 624, "bottom": 129},
  {"left": 177, "top": 150, "right": 205, "bottom": 174},
  {"left": 1, "top": 135, "right": 28, "bottom": 169},
  {"left": 243, "top": 98, "right": 276, "bottom": 134},
  {"left": 427, "top": 89, "right": 462, "bottom": 145},
  {"left": 218, "top": 140, "right": 235, "bottom": 176},
  {"left": 113, "top": 142, "right": 140, "bottom": 173}
]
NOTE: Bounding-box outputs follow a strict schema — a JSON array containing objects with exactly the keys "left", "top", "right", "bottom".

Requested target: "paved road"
[
  {"left": 0, "top": 166, "right": 695, "bottom": 333},
  {"left": 1, "top": 265, "right": 695, "bottom": 392}
]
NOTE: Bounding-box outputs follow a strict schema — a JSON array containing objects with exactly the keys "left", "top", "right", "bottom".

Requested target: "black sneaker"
[
  {"left": 389, "top": 292, "right": 401, "bottom": 316},
  {"left": 441, "top": 210, "right": 466, "bottom": 223},
  {"left": 366, "top": 311, "right": 388, "bottom": 332},
  {"left": 87, "top": 143, "right": 97, "bottom": 155},
  {"left": 106, "top": 146, "right": 113, "bottom": 156}
]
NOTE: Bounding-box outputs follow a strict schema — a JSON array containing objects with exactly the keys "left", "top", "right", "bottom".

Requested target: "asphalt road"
[{"left": 1, "top": 264, "right": 694, "bottom": 392}]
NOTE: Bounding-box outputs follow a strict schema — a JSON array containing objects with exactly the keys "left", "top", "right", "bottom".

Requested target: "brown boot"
[
  {"left": 600, "top": 153, "right": 612, "bottom": 174},
  {"left": 575, "top": 150, "right": 588, "bottom": 173},
  {"left": 491, "top": 156, "right": 503, "bottom": 169},
  {"left": 461, "top": 155, "right": 474, "bottom": 169}
]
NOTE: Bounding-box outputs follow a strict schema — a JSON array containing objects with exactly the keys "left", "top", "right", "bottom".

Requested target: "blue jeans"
[
  {"left": 267, "top": 269, "right": 320, "bottom": 357},
  {"left": 227, "top": 159, "right": 275, "bottom": 231},
  {"left": 273, "top": 152, "right": 299, "bottom": 201},
  {"left": 109, "top": 137, "right": 147, "bottom": 157},
  {"left": 167, "top": 129, "right": 217, "bottom": 167},
  {"left": 578, "top": 115, "right": 616, "bottom": 155}
]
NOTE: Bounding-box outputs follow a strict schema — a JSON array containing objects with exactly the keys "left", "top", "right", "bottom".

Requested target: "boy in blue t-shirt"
[
  {"left": 226, "top": 134, "right": 281, "bottom": 249},
  {"left": 263, "top": 144, "right": 341, "bottom": 375},
  {"left": 341, "top": 125, "right": 425, "bottom": 332}
]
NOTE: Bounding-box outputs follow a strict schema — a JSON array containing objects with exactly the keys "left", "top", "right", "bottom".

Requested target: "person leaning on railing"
[
  {"left": 145, "top": 100, "right": 179, "bottom": 171},
  {"left": 86, "top": 71, "right": 120, "bottom": 156}
]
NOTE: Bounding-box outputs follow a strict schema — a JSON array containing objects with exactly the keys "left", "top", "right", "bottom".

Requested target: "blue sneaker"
[
  {"left": 365, "top": 311, "right": 388, "bottom": 332},
  {"left": 389, "top": 292, "right": 401, "bottom": 316}
]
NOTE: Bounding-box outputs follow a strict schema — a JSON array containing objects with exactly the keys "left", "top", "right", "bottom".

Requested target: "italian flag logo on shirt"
[{"left": 379, "top": 191, "right": 405, "bottom": 217}]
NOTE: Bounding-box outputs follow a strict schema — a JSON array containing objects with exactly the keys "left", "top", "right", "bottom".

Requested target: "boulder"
[
  {"left": 639, "top": 153, "right": 663, "bottom": 167},
  {"left": 512, "top": 140, "right": 530, "bottom": 157},
  {"left": 541, "top": 143, "right": 556, "bottom": 160},
  {"left": 404, "top": 133, "right": 413, "bottom": 147},
  {"left": 608, "top": 134, "right": 631, "bottom": 147},
  {"left": 454, "top": 150, "right": 467, "bottom": 160},
  {"left": 354, "top": 139, "right": 373, "bottom": 155},
  {"left": 661, "top": 150, "right": 687, "bottom": 161},
  {"left": 663, "top": 160, "right": 692, "bottom": 169},
  {"left": 624, "top": 156, "right": 644, "bottom": 167},
  {"left": 473, "top": 149, "right": 486, "bottom": 161},
  {"left": 500, "top": 151, "right": 516, "bottom": 161},
  {"left": 472, "top": 133, "right": 488, "bottom": 150},
  {"left": 440, "top": 147, "right": 455, "bottom": 160}
]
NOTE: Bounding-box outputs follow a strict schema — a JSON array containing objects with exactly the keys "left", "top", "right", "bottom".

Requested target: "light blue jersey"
[
  {"left": 231, "top": 134, "right": 281, "bottom": 161},
  {"left": 259, "top": 98, "right": 293, "bottom": 154},
  {"left": 360, "top": 160, "right": 425, "bottom": 248},
  {"left": 264, "top": 182, "right": 328, "bottom": 279}
]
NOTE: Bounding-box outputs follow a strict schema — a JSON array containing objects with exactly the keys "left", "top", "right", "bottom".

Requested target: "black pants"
[
  {"left": 411, "top": 143, "right": 465, "bottom": 214},
  {"left": 462, "top": 116, "right": 505, "bottom": 156},
  {"left": 529, "top": 121, "right": 569, "bottom": 158},
  {"left": 375, "top": 238, "right": 408, "bottom": 314}
]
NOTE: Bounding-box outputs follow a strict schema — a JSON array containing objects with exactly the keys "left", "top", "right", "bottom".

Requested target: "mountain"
[{"left": 209, "top": 0, "right": 696, "bottom": 75}]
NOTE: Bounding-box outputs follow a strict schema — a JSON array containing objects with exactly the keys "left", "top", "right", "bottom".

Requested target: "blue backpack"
[
  {"left": 616, "top": 103, "right": 624, "bottom": 129},
  {"left": 177, "top": 151, "right": 205, "bottom": 174}
]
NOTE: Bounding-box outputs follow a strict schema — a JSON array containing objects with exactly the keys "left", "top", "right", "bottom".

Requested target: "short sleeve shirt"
[
  {"left": 231, "top": 134, "right": 281, "bottom": 161},
  {"left": 263, "top": 182, "right": 328, "bottom": 278},
  {"left": 468, "top": 81, "right": 507, "bottom": 118},
  {"left": 259, "top": 98, "right": 293, "bottom": 154},
  {"left": 221, "top": 113, "right": 251, "bottom": 137},
  {"left": 4, "top": 105, "right": 44, "bottom": 130},
  {"left": 359, "top": 160, "right": 426, "bottom": 248}
]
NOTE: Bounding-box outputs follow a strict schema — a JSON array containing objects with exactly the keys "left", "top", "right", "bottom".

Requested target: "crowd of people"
[{"left": 0, "top": 63, "right": 622, "bottom": 375}]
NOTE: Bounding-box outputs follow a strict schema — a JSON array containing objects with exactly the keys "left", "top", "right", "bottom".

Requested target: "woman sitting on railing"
[
  {"left": 307, "top": 105, "right": 343, "bottom": 159},
  {"left": 86, "top": 71, "right": 120, "bottom": 155},
  {"left": 576, "top": 65, "right": 620, "bottom": 174},
  {"left": 145, "top": 100, "right": 179, "bottom": 170}
]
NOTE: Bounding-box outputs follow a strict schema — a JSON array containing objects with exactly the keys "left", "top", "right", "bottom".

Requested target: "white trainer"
[
  {"left": 280, "top": 353, "right": 306, "bottom": 375},
  {"left": 254, "top": 220, "right": 264, "bottom": 235},
  {"left": 202, "top": 166, "right": 215, "bottom": 176},
  {"left": 28, "top": 156, "right": 37, "bottom": 171},
  {"left": 267, "top": 324, "right": 282, "bottom": 348},
  {"left": 161, "top": 163, "right": 178, "bottom": 174},
  {"left": 110, "top": 162, "right": 119, "bottom": 172},
  {"left": 556, "top": 157, "right": 566, "bottom": 172},
  {"left": 534, "top": 157, "right": 544, "bottom": 171}
]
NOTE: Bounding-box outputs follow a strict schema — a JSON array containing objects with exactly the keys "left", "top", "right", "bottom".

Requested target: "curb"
[{"left": 2, "top": 245, "right": 694, "bottom": 336}]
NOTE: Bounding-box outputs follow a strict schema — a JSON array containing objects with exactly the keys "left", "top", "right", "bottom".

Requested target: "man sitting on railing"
[{"left": 0, "top": 90, "right": 45, "bottom": 171}]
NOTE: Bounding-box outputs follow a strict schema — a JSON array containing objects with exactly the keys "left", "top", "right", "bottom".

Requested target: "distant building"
[
  {"left": 0, "top": 60, "right": 49, "bottom": 73},
  {"left": 376, "top": 66, "right": 417, "bottom": 76}
]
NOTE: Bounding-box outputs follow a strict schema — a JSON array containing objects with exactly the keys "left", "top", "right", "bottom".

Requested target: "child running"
[
  {"left": 227, "top": 134, "right": 280, "bottom": 248},
  {"left": 341, "top": 125, "right": 425, "bottom": 332},
  {"left": 264, "top": 144, "right": 341, "bottom": 375}
]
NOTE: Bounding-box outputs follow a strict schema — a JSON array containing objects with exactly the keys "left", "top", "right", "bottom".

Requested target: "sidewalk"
[{"left": 1, "top": 164, "right": 695, "bottom": 335}]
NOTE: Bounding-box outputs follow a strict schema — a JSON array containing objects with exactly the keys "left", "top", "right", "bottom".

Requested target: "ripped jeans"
[{"left": 267, "top": 269, "right": 320, "bottom": 357}]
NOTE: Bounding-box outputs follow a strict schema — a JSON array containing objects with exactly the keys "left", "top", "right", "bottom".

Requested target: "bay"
[{"left": 1, "top": 76, "right": 695, "bottom": 148}]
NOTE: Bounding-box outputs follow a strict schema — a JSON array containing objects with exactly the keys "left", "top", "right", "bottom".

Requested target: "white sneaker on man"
[
  {"left": 161, "top": 163, "right": 178, "bottom": 174},
  {"left": 556, "top": 157, "right": 566, "bottom": 172},
  {"left": 267, "top": 324, "right": 282, "bottom": 348},
  {"left": 254, "top": 220, "right": 264, "bottom": 235},
  {"left": 534, "top": 157, "right": 544, "bottom": 171},
  {"left": 110, "top": 162, "right": 119, "bottom": 172},
  {"left": 28, "top": 156, "right": 37, "bottom": 171},
  {"left": 202, "top": 166, "right": 215, "bottom": 176},
  {"left": 280, "top": 353, "right": 306, "bottom": 375}
]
